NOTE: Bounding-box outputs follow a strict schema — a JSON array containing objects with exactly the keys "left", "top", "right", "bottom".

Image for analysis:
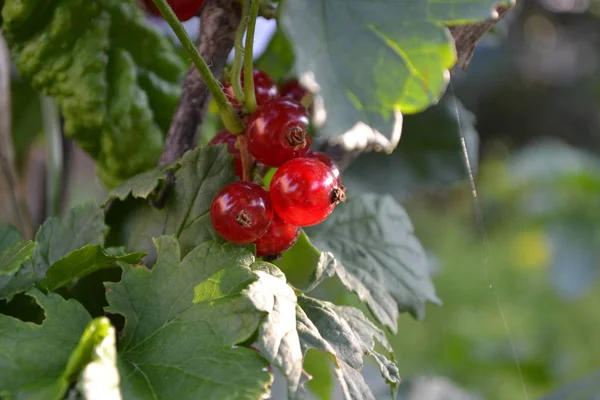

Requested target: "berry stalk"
[
  {"left": 243, "top": 0, "right": 260, "bottom": 114},
  {"left": 230, "top": 0, "right": 248, "bottom": 106},
  {"left": 151, "top": 0, "right": 244, "bottom": 134}
]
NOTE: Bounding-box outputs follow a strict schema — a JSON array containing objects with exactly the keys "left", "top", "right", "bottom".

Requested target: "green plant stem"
[
  {"left": 230, "top": 0, "right": 248, "bottom": 106},
  {"left": 151, "top": 0, "right": 244, "bottom": 134},
  {"left": 41, "top": 95, "right": 62, "bottom": 218},
  {"left": 244, "top": 0, "right": 260, "bottom": 114}
]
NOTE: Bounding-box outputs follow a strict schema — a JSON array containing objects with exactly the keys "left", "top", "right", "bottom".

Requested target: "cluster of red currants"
[{"left": 209, "top": 70, "right": 345, "bottom": 257}]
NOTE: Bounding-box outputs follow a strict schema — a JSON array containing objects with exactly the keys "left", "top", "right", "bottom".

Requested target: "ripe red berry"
[
  {"left": 254, "top": 215, "right": 300, "bottom": 257},
  {"left": 223, "top": 70, "right": 278, "bottom": 111},
  {"left": 140, "top": 0, "right": 204, "bottom": 21},
  {"left": 208, "top": 130, "right": 243, "bottom": 178},
  {"left": 280, "top": 79, "right": 309, "bottom": 103},
  {"left": 246, "top": 98, "right": 311, "bottom": 167},
  {"left": 305, "top": 151, "right": 341, "bottom": 182},
  {"left": 211, "top": 182, "right": 273, "bottom": 243},
  {"left": 269, "top": 158, "right": 346, "bottom": 226}
]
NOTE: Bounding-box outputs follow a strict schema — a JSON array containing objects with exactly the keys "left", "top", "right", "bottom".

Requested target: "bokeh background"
[{"left": 2, "top": 1, "right": 600, "bottom": 399}]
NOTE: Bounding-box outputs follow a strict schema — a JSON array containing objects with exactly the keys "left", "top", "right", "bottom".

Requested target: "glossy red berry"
[
  {"left": 140, "top": 0, "right": 204, "bottom": 21},
  {"left": 246, "top": 98, "right": 311, "bottom": 167},
  {"left": 208, "top": 130, "right": 243, "bottom": 178},
  {"left": 223, "top": 70, "right": 278, "bottom": 111},
  {"left": 280, "top": 79, "right": 309, "bottom": 102},
  {"left": 254, "top": 215, "right": 300, "bottom": 257},
  {"left": 305, "top": 151, "right": 341, "bottom": 182},
  {"left": 269, "top": 158, "right": 346, "bottom": 227},
  {"left": 211, "top": 182, "right": 273, "bottom": 243}
]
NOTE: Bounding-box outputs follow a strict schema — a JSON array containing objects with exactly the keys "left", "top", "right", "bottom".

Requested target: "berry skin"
[
  {"left": 223, "top": 70, "right": 278, "bottom": 110},
  {"left": 280, "top": 79, "right": 310, "bottom": 103},
  {"left": 208, "top": 130, "right": 243, "bottom": 178},
  {"left": 254, "top": 215, "right": 300, "bottom": 257},
  {"left": 140, "top": 0, "right": 204, "bottom": 21},
  {"left": 269, "top": 158, "right": 346, "bottom": 227},
  {"left": 211, "top": 182, "right": 273, "bottom": 243},
  {"left": 246, "top": 98, "right": 311, "bottom": 167},
  {"left": 305, "top": 151, "right": 341, "bottom": 182}
]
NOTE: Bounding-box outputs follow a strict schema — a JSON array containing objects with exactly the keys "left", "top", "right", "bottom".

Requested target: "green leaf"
[
  {"left": 2, "top": 0, "right": 185, "bottom": 186},
  {"left": 39, "top": 245, "right": 144, "bottom": 291},
  {"left": 0, "top": 202, "right": 108, "bottom": 299},
  {"left": 279, "top": 0, "right": 505, "bottom": 150},
  {"left": 105, "top": 146, "right": 235, "bottom": 264},
  {"left": 77, "top": 317, "right": 120, "bottom": 400},
  {"left": 0, "top": 239, "right": 35, "bottom": 275},
  {"left": 255, "top": 27, "right": 295, "bottom": 82},
  {"left": 106, "top": 237, "right": 272, "bottom": 399},
  {"left": 343, "top": 95, "right": 478, "bottom": 197},
  {"left": 106, "top": 163, "right": 180, "bottom": 204},
  {"left": 306, "top": 194, "right": 440, "bottom": 332},
  {"left": 245, "top": 263, "right": 303, "bottom": 398},
  {"left": 0, "top": 224, "right": 21, "bottom": 251},
  {"left": 297, "top": 296, "right": 400, "bottom": 400},
  {"left": 0, "top": 290, "right": 93, "bottom": 400}
]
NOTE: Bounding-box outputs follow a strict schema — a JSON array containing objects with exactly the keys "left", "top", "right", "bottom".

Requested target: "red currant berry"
[
  {"left": 246, "top": 98, "right": 311, "bottom": 167},
  {"left": 305, "top": 151, "right": 341, "bottom": 182},
  {"left": 208, "top": 130, "right": 243, "bottom": 178},
  {"left": 280, "top": 79, "right": 309, "bottom": 102},
  {"left": 211, "top": 182, "right": 273, "bottom": 243},
  {"left": 269, "top": 158, "right": 346, "bottom": 227},
  {"left": 223, "top": 70, "right": 278, "bottom": 111},
  {"left": 140, "top": 0, "right": 204, "bottom": 21},
  {"left": 254, "top": 215, "right": 300, "bottom": 257}
]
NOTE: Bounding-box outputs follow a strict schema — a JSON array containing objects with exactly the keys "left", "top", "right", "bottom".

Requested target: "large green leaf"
[
  {"left": 343, "top": 95, "right": 478, "bottom": 198},
  {"left": 39, "top": 245, "right": 144, "bottom": 291},
  {"left": 297, "top": 296, "right": 400, "bottom": 400},
  {"left": 0, "top": 224, "right": 21, "bottom": 251},
  {"left": 279, "top": 0, "right": 506, "bottom": 150},
  {"left": 106, "top": 237, "right": 272, "bottom": 399},
  {"left": 305, "top": 194, "right": 440, "bottom": 332},
  {"left": 2, "top": 0, "right": 185, "bottom": 186},
  {"left": 105, "top": 146, "right": 235, "bottom": 264},
  {"left": 0, "top": 203, "right": 109, "bottom": 299},
  {"left": 0, "top": 290, "right": 102, "bottom": 400}
]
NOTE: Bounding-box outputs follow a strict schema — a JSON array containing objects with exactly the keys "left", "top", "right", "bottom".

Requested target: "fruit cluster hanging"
[{"left": 209, "top": 70, "right": 346, "bottom": 257}]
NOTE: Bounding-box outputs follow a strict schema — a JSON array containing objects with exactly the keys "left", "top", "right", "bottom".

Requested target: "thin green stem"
[
  {"left": 151, "top": 0, "right": 244, "bottom": 133},
  {"left": 244, "top": 0, "right": 260, "bottom": 114},
  {"left": 41, "top": 95, "right": 62, "bottom": 218},
  {"left": 230, "top": 0, "right": 248, "bottom": 106}
]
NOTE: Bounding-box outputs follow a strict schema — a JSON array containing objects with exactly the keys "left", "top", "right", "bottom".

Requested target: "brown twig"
[
  {"left": 318, "top": 2, "right": 517, "bottom": 171},
  {"left": 153, "top": 0, "right": 241, "bottom": 207}
]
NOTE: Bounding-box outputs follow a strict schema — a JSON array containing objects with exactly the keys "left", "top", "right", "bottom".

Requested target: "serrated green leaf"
[
  {"left": 105, "top": 146, "right": 235, "bottom": 264},
  {"left": 246, "top": 262, "right": 303, "bottom": 398},
  {"left": 279, "top": 0, "right": 507, "bottom": 150},
  {"left": 39, "top": 245, "right": 144, "bottom": 292},
  {"left": 0, "top": 290, "right": 92, "bottom": 400},
  {"left": 2, "top": 0, "right": 185, "bottom": 186},
  {"left": 0, "top": 239, "right": 35, "bottom": 275},
  {"left": 343, "top": 95, "right": 478, "bottom": 197},
  {"left": 0, "top": 202, "right": 109, "bottom": 299},
  {"left": 306, "top": 194, "right": 440, "bottom": 332},
  {"left": 106, "top": 237, "right": 272, "bottom": 399},
  {"left": 105, "top": 162, "right": 180, "bottom": 204},
  {"left": 297, "top": 296, "right": 400, "bottom": 400},
  {"left": 77, "top": 317, "right": 120, "bottom": 400}
]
